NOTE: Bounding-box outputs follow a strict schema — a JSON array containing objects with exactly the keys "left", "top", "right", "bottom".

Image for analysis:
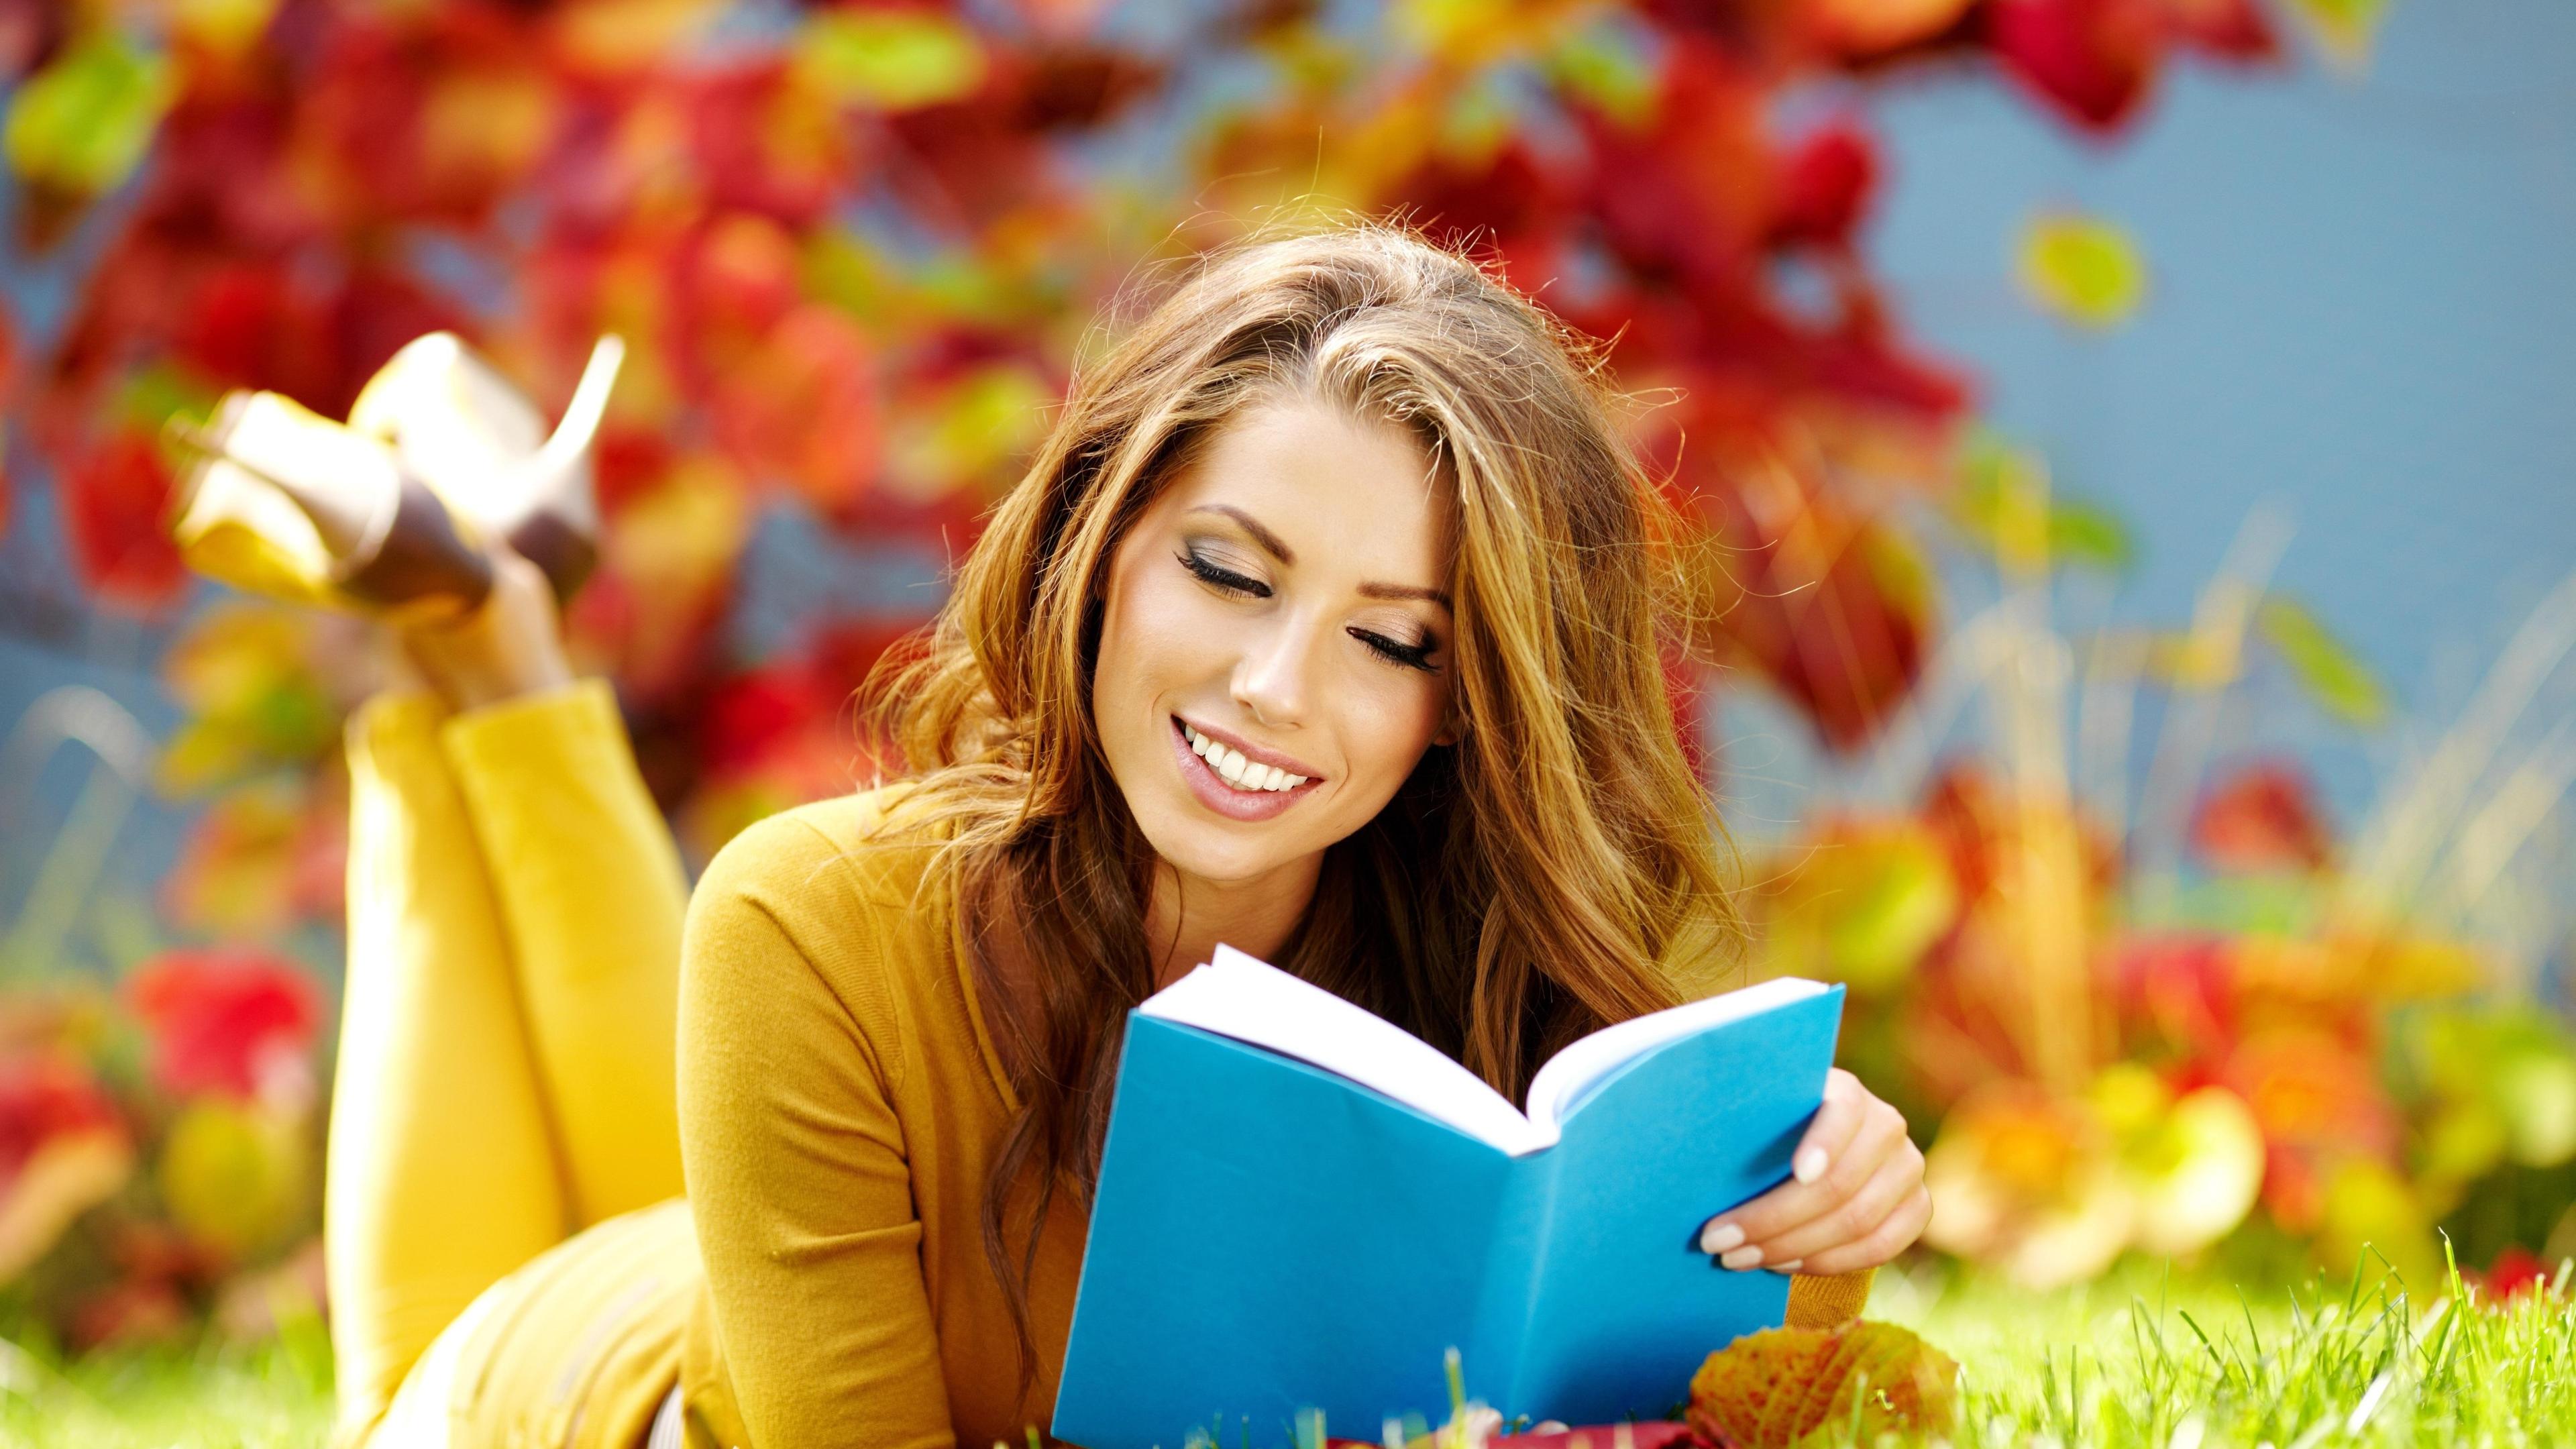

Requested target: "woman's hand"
[
  {"left": 398, "top": 549, "right": 573, "bottom": 711},
  {"left": 1698, "top": 1068, "right": 1929, "bottom": 1277}
]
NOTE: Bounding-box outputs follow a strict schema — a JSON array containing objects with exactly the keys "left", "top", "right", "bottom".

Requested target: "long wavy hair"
[{"left": 865, "top": 221, "right": 1739, "bottom": 1389}]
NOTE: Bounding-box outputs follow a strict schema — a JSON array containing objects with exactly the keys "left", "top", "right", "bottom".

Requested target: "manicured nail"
[
  {"left": 1766, "top": 1260, "right": 1803, "bottom": 1275},
  {"left": 1794, "top": 1146, "right": 1828, "bottom": 1184},
  {"left": 1721, "top": 1246, "right": 1764, "bottom": 1271},
  {"left": 1701, "top": 1222, "right": 1745, "bottom": 1255}
]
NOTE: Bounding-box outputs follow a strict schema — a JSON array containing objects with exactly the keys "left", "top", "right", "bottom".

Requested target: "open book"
[{"left": 1054, "top": 946, "right": 1843, "bottom": 1449}]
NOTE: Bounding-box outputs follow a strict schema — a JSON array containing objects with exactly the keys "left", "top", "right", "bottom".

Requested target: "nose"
[{"left": 1231, "top": 614, "right": 1318, "bottom": 729}]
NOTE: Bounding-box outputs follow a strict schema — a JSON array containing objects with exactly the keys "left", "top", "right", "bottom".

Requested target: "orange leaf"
[{"left": 1686, "top": 1322, "right": 1958, "bottom": 1449}]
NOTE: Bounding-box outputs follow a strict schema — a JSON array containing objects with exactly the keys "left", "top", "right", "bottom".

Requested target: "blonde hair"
[{"left": 867, "top": 220, "right": 1736, "bottom": 1389}]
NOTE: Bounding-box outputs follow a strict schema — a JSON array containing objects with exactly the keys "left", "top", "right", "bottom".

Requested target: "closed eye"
[
  {"left": 1179, "top": 549, "right": 1269, "bottom": 598},
  {"left": 1350, "top": 627, "right": 1438, "bottom": 672}
]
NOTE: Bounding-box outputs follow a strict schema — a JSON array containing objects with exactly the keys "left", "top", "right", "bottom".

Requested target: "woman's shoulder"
[
  {"left": 696, "top": 777, "right": 938, "bottom": 888},
  {"left": 686, "top": 781, "right": 951, "bottom": 969}
]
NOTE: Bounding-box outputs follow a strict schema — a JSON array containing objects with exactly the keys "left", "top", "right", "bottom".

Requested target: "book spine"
[{"left": 1467, "top": 1148, "right": 1560, "bottom": 1417}]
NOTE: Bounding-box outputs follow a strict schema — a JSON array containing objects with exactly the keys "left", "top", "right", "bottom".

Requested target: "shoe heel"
[
  {"left": 165, "top": 396, "right": 494, "bottom": 622},
  {"left": 503, "top": 334, "right": 623, "bottom": 603},
  {"left": 346, "top": 333, "right": 623, "bottom": 606}
]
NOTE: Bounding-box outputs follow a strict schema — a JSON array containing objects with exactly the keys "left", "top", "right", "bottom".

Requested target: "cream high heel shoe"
[{"left": 166, "top": 335, "right": 624, "bottom": 620}]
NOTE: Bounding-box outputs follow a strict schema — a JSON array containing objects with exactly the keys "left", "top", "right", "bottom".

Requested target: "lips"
[{"left": 1167, "top": 716, "right": 1321, "bottom": 822}]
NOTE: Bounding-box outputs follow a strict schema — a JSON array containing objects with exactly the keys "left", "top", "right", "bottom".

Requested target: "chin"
[{"left": 1138, "top": 812, "right": 1302, "bottom": 886}]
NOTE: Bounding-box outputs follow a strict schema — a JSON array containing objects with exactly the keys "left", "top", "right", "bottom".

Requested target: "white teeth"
[{"left": 1182, "top": 722, "right": 1311, "bottom": 792}]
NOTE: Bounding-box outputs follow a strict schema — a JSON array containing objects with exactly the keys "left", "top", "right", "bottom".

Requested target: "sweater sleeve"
[
  {"left": 677, "top": 813, "right": 956, "bottom": 1449},
  {"left": 1784, "top": 1269, "right": 1874, "bottom": 1330}
]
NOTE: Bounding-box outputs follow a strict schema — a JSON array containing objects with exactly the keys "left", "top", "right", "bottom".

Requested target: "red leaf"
[
  {"left": 1491, "top": 1427, "right": 1695, "bottom": 1448},
  {"left": 125, "top": 947, "right": 320, "bottom": 1103},
  {"left": 0, "top": 1054, "right": 123, "bottom": 1185},
  {"left": 2157, "top": 0, "right": 2277, "bottom": 59},
  {"left": 2190, "top": 760, "right": 2332, "bottom": 873},
  {"left": 1693, "top": 474, "right": 1934, "bottom": 752},
  {"left": 2475, "top": 1246, "right": 2552, "bottom": 1303},
  {"left": 62, "top": 431, "right": 187, "bottom": 611},
  {"left": 1988, "top": 0, "right": 2164, "bottom": 134},
  {"left": 1771, "top": 121, "right": 1878, "bottom": 249}
]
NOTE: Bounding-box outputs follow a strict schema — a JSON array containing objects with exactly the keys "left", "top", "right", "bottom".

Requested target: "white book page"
[
  {"left": 1138, "top": 948, "right": 1830, "bottom": 1157},
  {"left": 1139, "top": 946, "right": 1550, "bottom": 1155},
  {"left": 1522, "top": 975, "right": 1827, "bottom": 1138}
]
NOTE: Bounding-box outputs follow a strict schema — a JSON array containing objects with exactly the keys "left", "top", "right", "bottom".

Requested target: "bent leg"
[
  {"left": 329, "top": 691, "right": 568, "bottom": 1443},
  {"left": 370, "top": 1199, "right": 698, "bottom": 1449},
  {"left": 441, "top": 680, "right": 686, "bottom": 1226}
]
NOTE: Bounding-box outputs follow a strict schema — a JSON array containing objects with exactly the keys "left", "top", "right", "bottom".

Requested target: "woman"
[{"left": 311, "top": 226, "right": 1931, "bottom": 1449}]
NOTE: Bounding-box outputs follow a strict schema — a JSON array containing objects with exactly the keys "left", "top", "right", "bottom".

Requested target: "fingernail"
[
  {"left": 1766, "top": 1260, "right": 1803, "bottom": 1275},
  {"left": 1794, "top": 1147, "right": 1827, "bottom": 1184},
  {"left": 1701, "top": 1222, "right": 1745, "bottom": 1255},
  {"left": 1720, "top": 1246, "right": 1764, "bottom": 1271}
]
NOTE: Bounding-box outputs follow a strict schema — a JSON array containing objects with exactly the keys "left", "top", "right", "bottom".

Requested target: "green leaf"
[
  {"left": 792, "top": 10, "right": 986, "bottom": 113},
  {"left": 1949, "top": 433, "right": 2135, "bottom": 575},
  {"left": 4, "top": 34, "right": 176, "bottom": 196},
  {"left": 2048, "top": 498, "right": 2136, "bottom": 572},
  {"left": 2257, "top": 595, "right": 2389, "bottom": 728},
  {"left": 1546, "top": 17, "right": 1658, "bottom": 129}
]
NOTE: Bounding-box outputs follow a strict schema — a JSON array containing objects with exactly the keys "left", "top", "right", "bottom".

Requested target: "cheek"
[
  {"left": 1329, "top": 669, "right": 1453, "bottom": 793},
  {"left": 1096, "top": 554, "right": 1220, "bottom": 722}
]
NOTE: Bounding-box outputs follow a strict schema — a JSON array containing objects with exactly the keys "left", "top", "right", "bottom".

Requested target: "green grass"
[
  {"left": 0, "top": 1311, "right": 331, "bottom": 1449},
  {"left": 1, "top": 1258, "right": 2569, "bottom": 1448},
  {"left": 1875, "top": 1252, "right": 2576, "bottom": 1448}
]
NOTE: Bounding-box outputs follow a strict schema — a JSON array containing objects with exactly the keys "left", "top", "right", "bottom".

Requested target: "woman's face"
[{"left": 1092, "top": 394, "right": 1458, "bottom": 890}]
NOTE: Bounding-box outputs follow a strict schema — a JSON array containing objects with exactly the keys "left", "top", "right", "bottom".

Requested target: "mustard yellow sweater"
[{"left": 348, "top": 684, "right": 1868, "bottom": 1449}]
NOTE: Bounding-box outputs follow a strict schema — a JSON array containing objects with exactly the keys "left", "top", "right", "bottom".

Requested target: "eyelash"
[{"left": 1177, "top": 549, "right": 1440, "bottom": 673}]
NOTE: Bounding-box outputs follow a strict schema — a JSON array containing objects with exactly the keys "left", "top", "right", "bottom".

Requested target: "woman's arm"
[{"left": 678, "top": 814, "right": 957, "bottom": 1449}]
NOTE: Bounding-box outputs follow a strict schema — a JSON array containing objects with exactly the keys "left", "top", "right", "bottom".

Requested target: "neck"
[{"left": 1144, "top": 852, "right": 1324, "bottom": 990}]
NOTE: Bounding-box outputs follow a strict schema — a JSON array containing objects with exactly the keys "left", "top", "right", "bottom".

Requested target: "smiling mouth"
[{"left": 1173, "top": 718, "right": 1313, "bottom": 794}]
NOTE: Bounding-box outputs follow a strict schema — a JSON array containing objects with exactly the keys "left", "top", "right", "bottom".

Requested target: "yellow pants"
[{"left": 328, "top": 682, "right": 692, "bottom": 1448}]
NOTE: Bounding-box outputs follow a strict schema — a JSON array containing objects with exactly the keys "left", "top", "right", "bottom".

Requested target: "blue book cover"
[{"left": 1053, "top": 947, "right": 1846, "bottom": 1449}]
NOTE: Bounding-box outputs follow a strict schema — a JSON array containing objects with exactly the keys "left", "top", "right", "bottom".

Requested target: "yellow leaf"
[
  {"left": 2282, "top": 0, "right": 2392, "bottom": 69},
  {"left": 2114, "top": 1081, "right": 2265, "bottom": 1256},
  {"left": 888, "top": 362, "right": 1053, "bottom": 501},
  {"left": 1686, "top": 1321, "right": 1959, "bottom": 1449},
  {"left": 553, "top": 0, "right": 728, "bottom": 74},
  {"left": 1808, "top": 0, "right": 1976, "bottom": 55},
  {"left": 158, "top": 1099, "right": 309, "bottom": 1264},
  {"left": 793, "top": 9, "right": 987, "bottom": 112},
  {"left": 170, "top": 0, "right": 282, "bottom": 58},
  {"left": 2016, "top": 211, "right": 2147, "bottom": 331},
  {"left": 1760, "top": 824, "right": 1958, "bottom": 994}
]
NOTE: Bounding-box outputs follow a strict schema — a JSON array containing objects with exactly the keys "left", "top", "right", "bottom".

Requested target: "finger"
[
  {"left": 1705, "top": 1099, "right": 1907, "bottom": 1263},
  {"left": 1796, "top": 1184, "right": 1933, "bottom": 1277},
  {"left": 1751, "top": 1141, "right": 1925, "bottom": 1267},
  {"left": 1794, "top": 1070, "right": 1869, "bottom": 1185}
]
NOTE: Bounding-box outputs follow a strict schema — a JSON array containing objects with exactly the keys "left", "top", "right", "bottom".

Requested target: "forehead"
[{"left": 1161, "top": 396, "right": 1453, "bottom": 578}]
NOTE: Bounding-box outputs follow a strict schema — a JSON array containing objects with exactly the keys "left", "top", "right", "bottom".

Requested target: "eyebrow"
[{"left": 1187, "top": 504, "right": 1453, "bottom": 612}]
